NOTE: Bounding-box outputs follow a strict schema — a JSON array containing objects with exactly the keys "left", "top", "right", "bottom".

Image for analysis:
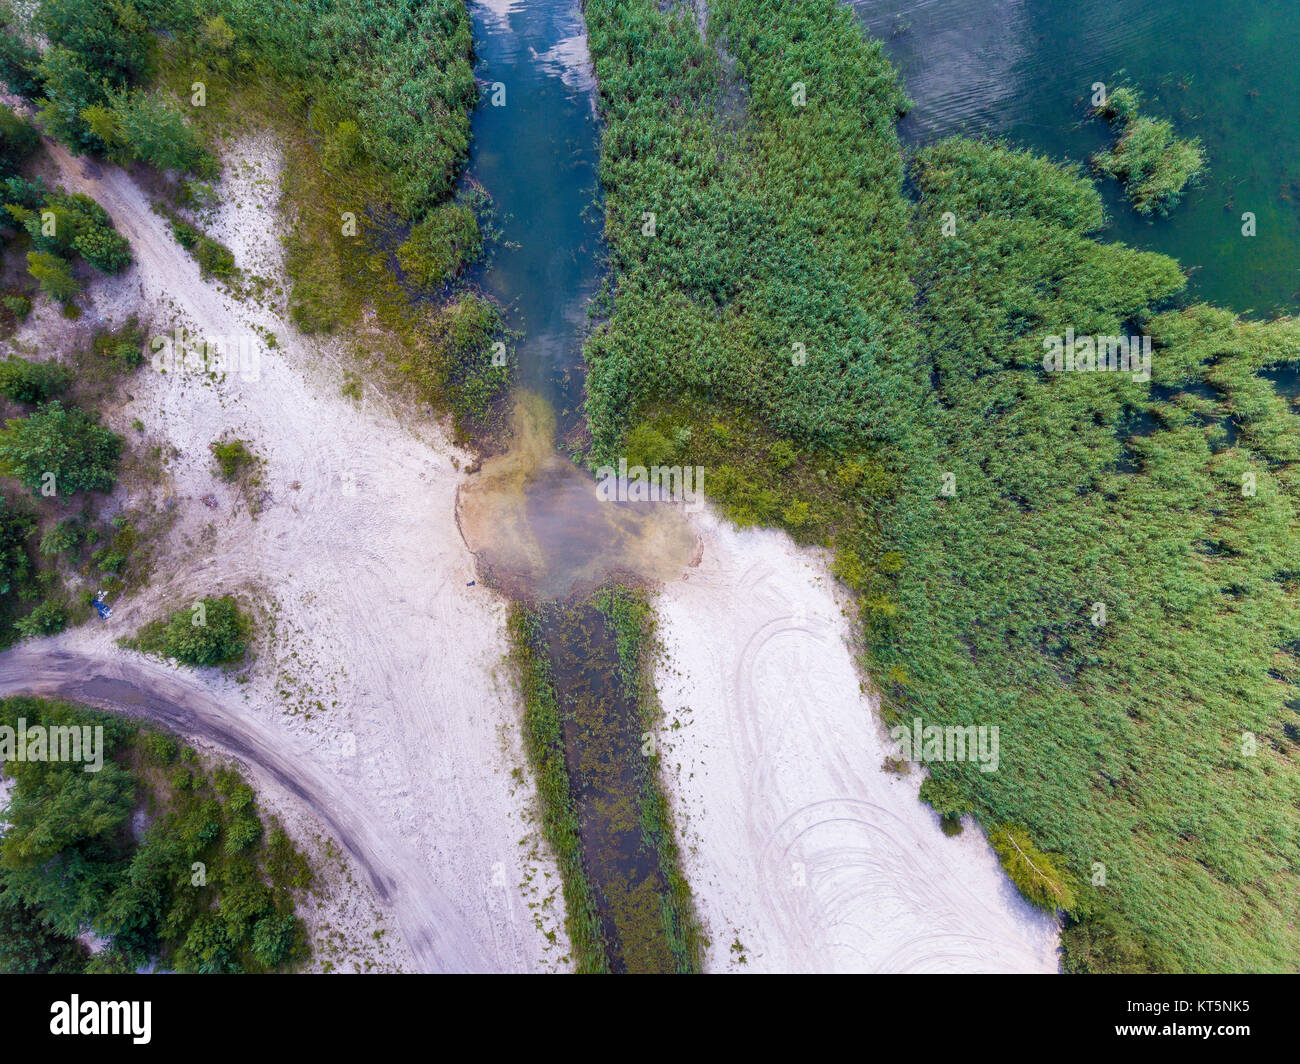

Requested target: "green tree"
[
  {"left": 94, "top": 90, "right": 217, "bottom": 177},
  {"left": 25, "top": 251, "right": 80, "bottom": 304},
  {"left": 0, "top": 492, "right": 32, "bottom": 595},
  {"left": 0, "top": 875, "right": 88, "bottom": 973},
  {"left": 33, "top": 48, "right": 110, "bottom": 153},
  {"left": 0, "top": 401, "right": 123, "bottom": 496},
  {"left": 34, "top": 0, "right": 149, "bottom": 82}
]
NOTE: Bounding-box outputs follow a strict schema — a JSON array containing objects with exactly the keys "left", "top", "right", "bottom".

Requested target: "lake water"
[
  {"left": 849, "top": 0, "right": 1300, "bottom": 318},
  {"left": 458, "top": 1, "right": 699, "bottom": 971},
  {"left": 458, "top": 1, "right": 695, "bottom": 604}
]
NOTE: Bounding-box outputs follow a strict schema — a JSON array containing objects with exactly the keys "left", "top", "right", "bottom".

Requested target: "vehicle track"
[{"left": 0, "top": 640, "right": 489, "bottom": 972}]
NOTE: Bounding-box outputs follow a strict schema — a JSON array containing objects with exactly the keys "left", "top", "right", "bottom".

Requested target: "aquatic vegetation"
[
  {"left": 507, "top": 605, "right": 610, "bottom": 974},
  {"left": 396, "top": 200, "right": 482, "bottom": 291},
  {"left": 508, "top": 590, "right": 703, "bottom": 974},
  {"left": 1092, "top": 86, "right": 1205, "bottom": 215},
  {"left": 584, "top": 0, "right": 1300, "bottom": 972}
]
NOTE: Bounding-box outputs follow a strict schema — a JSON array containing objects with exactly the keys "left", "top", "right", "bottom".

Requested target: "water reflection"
[
  {"left": 459, "top": 3, "right": 697, "bottom": 601},
  {"left": 849, "top": 0, "right": 1300, "bottom": 317}
]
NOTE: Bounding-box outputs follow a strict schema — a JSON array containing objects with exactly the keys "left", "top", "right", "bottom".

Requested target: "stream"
[{"left": 457, "top": 0, "right": 700, "bottom": 971}]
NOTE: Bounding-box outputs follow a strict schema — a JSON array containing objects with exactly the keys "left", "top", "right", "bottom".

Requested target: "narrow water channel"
[
  {"left": 458, "top": 0, "right": 695, "bottom": 605},
  {"left": 457, "top": 0, "right": 702, "bottom": 971}
]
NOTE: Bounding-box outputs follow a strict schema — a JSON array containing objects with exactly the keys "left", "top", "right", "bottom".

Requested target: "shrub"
[
  {"left": 210, "top": 438, "right": 257, "bottom": 482},
  {"left": 0, "top": 102, "right": 38, "bottom": 164},
  {"left": 624, "top": 423, "right": 672, "bottom": 468},
  {"left": 990, "top": 825, "right": 1077, "bottom": 912},
  {"left": 781, "top": 500, "right": 811, "bottom": 529},
  {"left": 0, "top": 357, "right": 71, "bottom": 404},
  {"left": 2, "top": 295, "right": 31, "bottom": 320},
  {"left": 170, "top": 219, "right": 200, "bottom": 249},
  {"left": 14, "top": 597, "right": 68, "bottom": 638},
  {"left": 56, "top": 192, "right": 131, "bottom": 273},
  {"left": 768, "top": 439, "right": 797, "bottom": 471},
  {"left": 0, "top": 401, "right": 122, "bottom": 496},
  {"left": 404, "top": 294, "right": 508, "bottom": 427},
  {"left": 91, "top": 317, "right": 146, "bottom": 368},
  {"left": 134, "top": 596, "right": 252, "bottom": 666},
  {"left": 194, "top": 236, "right": 235, "bottom": 280},
  {"left": 0, "top": 493, "right": 33, "bottom": 596},
  {"left": 251, "top": 913, "right": 295, "bottom": 968},
  {"left": 0, "top": 25, "right": 43, "bottom": 99},
  {"left": 39, "top": 518, "right": 82, "bottom": 558}
]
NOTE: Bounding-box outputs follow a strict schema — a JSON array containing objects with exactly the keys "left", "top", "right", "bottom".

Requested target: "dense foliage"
[
  {"left": 583, "top": 0, "right": 1300, "bottom": 972},
  {"left": 0, "top": 356, "right": 70, "bottom": 404},
  {"left": 131, "top": 595, "right": 252, "bottom": 666},
  {"left": 0, "top": 697, "right": 311, "bottom": 973},
  {"left": 1092, "top": 85, "right": 1205, "bottom": 216},
  {"left": 0, "top": 401, "right": 122, "bottom": 496}
]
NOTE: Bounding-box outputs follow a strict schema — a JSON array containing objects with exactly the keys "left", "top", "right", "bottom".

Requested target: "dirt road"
[
  {"left": 0, "top": 639, "right": 488, "bottom": 970},
  {"left": 0, "top": 132, "right": 567, "bottom": 972}
]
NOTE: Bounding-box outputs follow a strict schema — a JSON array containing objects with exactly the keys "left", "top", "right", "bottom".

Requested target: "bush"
[
  {"left": 624, "top": 423, "right": 672, "bottom": 468},
  {"left": 768, "top": 439, "right": 797, "bottom": 471},
  {"left": 68, "top": 213, "right": 131, "bottom": 274},
  {"left": 210, "top": 438, "right": 257, "bottom": 482},
  {"left": 250, "top": 913, "right": 295, "bottom": 968},
  {"left": 2, "top": 295, "right": 31, "bottom": 320},
  {"left": 134, "top": 596, "right": 252, "bottom": 666},
  {"left": 14, "top": 597, "right": 68, "bottom": 638},
  {"left": 0, "top": 102, "right": 39, "bottom": 167},
  {"left": 0, "top": 401, "right": 122, "bottom": 496},
  {"left": 90, "top": 317, "right": 146, "bottom": 368},
  {"left": 0, "top": 23, "right": 43, "bottom": 99},
  {"left": 0, "top": 357, "right": 71, "bottom": 404},
  {"left": 404, "top": 294, "right": 508, "bottom": 428},
  {"left": 194, "top": 236, "right": 235, "bottom": 280},
  {"left": 35, "top": 192, "right": 131, "bottom": 274},
  {"left": 170, "top": 219, "right": 200, "bottom": 249},
  {"left": 39, "top": 517, "right": 81, "bottom": 558},
  {"left": 989, "top": 825, "right": 1077, "bottom": 912}
]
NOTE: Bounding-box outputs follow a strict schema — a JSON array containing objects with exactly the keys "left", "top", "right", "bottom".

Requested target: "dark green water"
[
  {"left": 850, "top": 0, "right": 1300, "bottom": 318},
  {"left": 465, "top": 0, "right": 604, "bottom": 429}
]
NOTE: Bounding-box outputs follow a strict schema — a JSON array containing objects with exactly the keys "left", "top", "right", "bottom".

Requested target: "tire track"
[{"left": 0, "top": 640, "right": 493, "bottom": 971}]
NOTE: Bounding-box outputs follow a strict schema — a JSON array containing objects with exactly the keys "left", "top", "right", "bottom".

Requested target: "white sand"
[
  {"left": 2, "top": 120, "right": 1063, "bottom": 976},
  {"left": 0, "top": 133, "right": 567, "bottom": 972},
  {"left": 654, "top": 509, "right": 1062, "bottom": 972}
]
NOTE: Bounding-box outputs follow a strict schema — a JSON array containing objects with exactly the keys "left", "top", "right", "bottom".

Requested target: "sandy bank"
[
  {"left": 654, "top": 509, "right": 1061, "bottom": 973},
  {"left": 0, "top": 132, "right": 567, "bottom": 972}
]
